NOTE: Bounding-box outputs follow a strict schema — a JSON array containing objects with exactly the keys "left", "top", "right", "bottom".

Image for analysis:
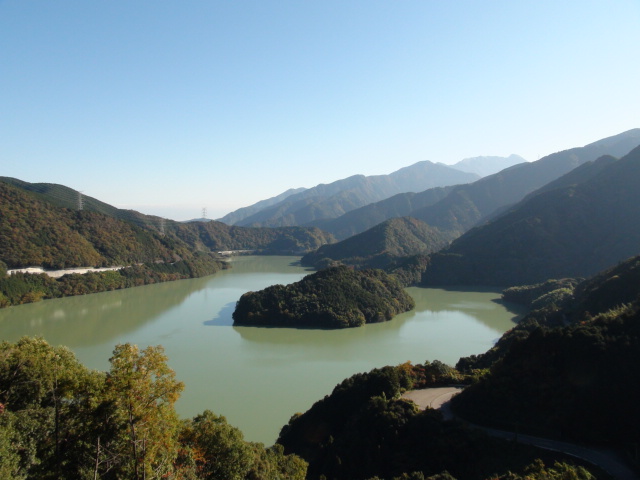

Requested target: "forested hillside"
[
  {"left": 421, "top": 145, "right": 640, "bottom": 286},
  {"left": 311, "top": 186, "right": 454, "bottom": 240},
  {"left": 301, "top": 217, "right": 452, "bottom": 271},
  {"left": 277, "top": 362, "right": 596, "bottom": 480},
  {"left": 452, "top": 254, "right": 640, "bottom": 446},
  {"left": 0, "top": 178, "right": 334, "bottom": 268},
  {"left": 0, "top": 181, "right": 190, "bottom": 269}
]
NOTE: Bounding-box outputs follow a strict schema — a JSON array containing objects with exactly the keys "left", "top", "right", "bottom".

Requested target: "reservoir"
[{"left": 0, "top": 256, "right": 524, "bottom": 444}]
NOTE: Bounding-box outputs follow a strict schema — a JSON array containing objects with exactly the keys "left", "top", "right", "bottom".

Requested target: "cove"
[{"left": 0, "top": 256, "right": 525, "bottom": 445}]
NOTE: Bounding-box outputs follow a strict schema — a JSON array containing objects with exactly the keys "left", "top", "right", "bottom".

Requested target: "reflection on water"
[
  {"left": 0, "top": 256, "right": 524, "bottom": 445},
  {"left": 0, "top": 274, "right": 215, "bottom": 347}
]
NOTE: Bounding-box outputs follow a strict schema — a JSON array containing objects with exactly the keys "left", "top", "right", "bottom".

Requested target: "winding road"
[{"left": 401, "top": 387, "right": 638, "bottom": 480}]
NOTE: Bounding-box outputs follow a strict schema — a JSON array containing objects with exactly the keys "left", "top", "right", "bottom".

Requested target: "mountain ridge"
[
  {"left": 421, "top": 144, "right": 640, "bottom": 286},
  {"left": 305, "top": 129, "right": 640, "bottom": 241},
  {"left": 222, "top": 161, "right": 479, "bottom": 228}
]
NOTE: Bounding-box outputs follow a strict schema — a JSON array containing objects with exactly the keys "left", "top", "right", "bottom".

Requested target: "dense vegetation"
[
  {"left": 274, "top": 255, "right": 640, "bottom": 479},
  {"left": 0, "top": 255, "right": 226, "bottom": 308},
  {"left": 277, "top": 362, "right": 595, "bottom": 480},
  {"left": 233, "top": 266, "right": 415, "bottom": 328},
  {"left": 301, "top": 217, "right": 451, "bottom": 273},
  {"left": 0, "top": 337, "right": 307, "bottom": 480},
  {"left": 452, "top": 255, "right": 640, "bottom": 446}
]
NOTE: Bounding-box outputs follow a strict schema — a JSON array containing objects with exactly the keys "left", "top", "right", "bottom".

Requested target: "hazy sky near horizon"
[{"left": 2, "top": 1, "right": 639, "bottom": 220}]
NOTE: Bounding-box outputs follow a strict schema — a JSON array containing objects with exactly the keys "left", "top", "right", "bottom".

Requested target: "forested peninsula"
[{"left": 232, "top": 265, "right": 415, "bottom": 328}]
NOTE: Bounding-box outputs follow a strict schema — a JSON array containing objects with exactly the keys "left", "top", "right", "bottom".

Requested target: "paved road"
[{"left": 402, "top": 388, "right": 638, "bottom": 480}]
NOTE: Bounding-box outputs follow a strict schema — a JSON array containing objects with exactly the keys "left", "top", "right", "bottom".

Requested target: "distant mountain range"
[
  {"left": 218, "top": 160, "right": 480, "bottom": 227},
  {"left": 309, "top": 128, "right": 640, "bottom": 242}
]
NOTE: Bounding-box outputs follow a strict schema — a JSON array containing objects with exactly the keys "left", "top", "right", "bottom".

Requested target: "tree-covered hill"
[
  {"left": 301, "top": 217, "right": 452, "bottom": 271},
  {"left": 276, "top": 361, "right": 596, "bottom": 480},
  {"left": 421, "top": 145, "right": 640, "bottom": 286},
  {"left": 311, "top": 186, "right": 455, "bottom": 241},
  {"left": 232, "top": 265, "right": 415, "bottom": 328},
  {"left": 459, "top": 254, "right": 640, "bottom": 371},
  {"left": 0, "top": 181, "right": 190, "bottom": 270},
  {"left": 411, "top": 128, "right": 640, "bottom": 236}
]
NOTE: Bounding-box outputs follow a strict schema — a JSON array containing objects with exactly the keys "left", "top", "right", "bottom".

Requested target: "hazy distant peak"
[{"left": 446, "top": 154, "right": 527, "bottom": 178}]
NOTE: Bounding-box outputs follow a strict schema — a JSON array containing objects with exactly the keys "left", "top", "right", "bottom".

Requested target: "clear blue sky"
[{"left": 2, "top": 1, "right": 639, "bottom": 220}]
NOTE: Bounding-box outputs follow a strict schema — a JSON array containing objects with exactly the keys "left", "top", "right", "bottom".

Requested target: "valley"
[
  {"left": 2, "top": 129, "right": 640, "bottom": 479},
  {"left": 0, "top": 256, "right": 521, "bottom": 445}
]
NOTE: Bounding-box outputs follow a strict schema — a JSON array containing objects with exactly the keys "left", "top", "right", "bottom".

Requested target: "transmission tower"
[
  {"left": 159, "top": 218, "right": 166, "bottom": 236},
  {"left": 77, "top": 191, "right": 84, "bottom": 211},
  {"left": 202, "top": 207, "right": 207, "bottom": 219}
]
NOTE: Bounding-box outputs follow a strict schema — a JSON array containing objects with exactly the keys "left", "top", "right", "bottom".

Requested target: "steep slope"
[
  {"left": 231, "top": 161, "right": 478, "bottom": 228},
  {"left": 301, "top": 217, "right": 451, "bottom": 270},
  {"left": 453, "top": 255, "right": 640, "bottom": 445},
  {"left": 422, "top": 145, "right": 640, "bottom": 286},
  {"left": 449, "top": 154, "right": 527, "bottom": 177},
  {"left": 0, "top": 181, "right": 188, "bottom": 269},
  {"left": 0, "top": 176, "right": 158, "bottom": 229}
]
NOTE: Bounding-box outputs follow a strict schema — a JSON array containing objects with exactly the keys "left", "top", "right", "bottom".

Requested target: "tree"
[
  {"left": 106, "top": 343, "right": 184, "bottom": 480},
  {"left": 0, "top": 336, "right": 98, "bottom": 478},
  {"left": 178, "top": 410, "right": 254, "bottom": 480}
]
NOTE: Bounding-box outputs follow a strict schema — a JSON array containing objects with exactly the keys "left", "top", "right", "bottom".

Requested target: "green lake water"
[{"left": 0, "top": 256, "right": 524, "bottom": 445}]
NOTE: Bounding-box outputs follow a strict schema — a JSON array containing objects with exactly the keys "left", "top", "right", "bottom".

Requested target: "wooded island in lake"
[{"left": 232, "top": 265, "right": 415, "bottom": 328}]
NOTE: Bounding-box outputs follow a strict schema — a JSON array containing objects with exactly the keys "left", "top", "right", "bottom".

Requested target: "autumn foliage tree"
[
  {"left": 0, "top": 338, "right": 307, "bottom": 479},
  {"left": 106, "top": 344, "right": 184, "bottom": 480}
]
